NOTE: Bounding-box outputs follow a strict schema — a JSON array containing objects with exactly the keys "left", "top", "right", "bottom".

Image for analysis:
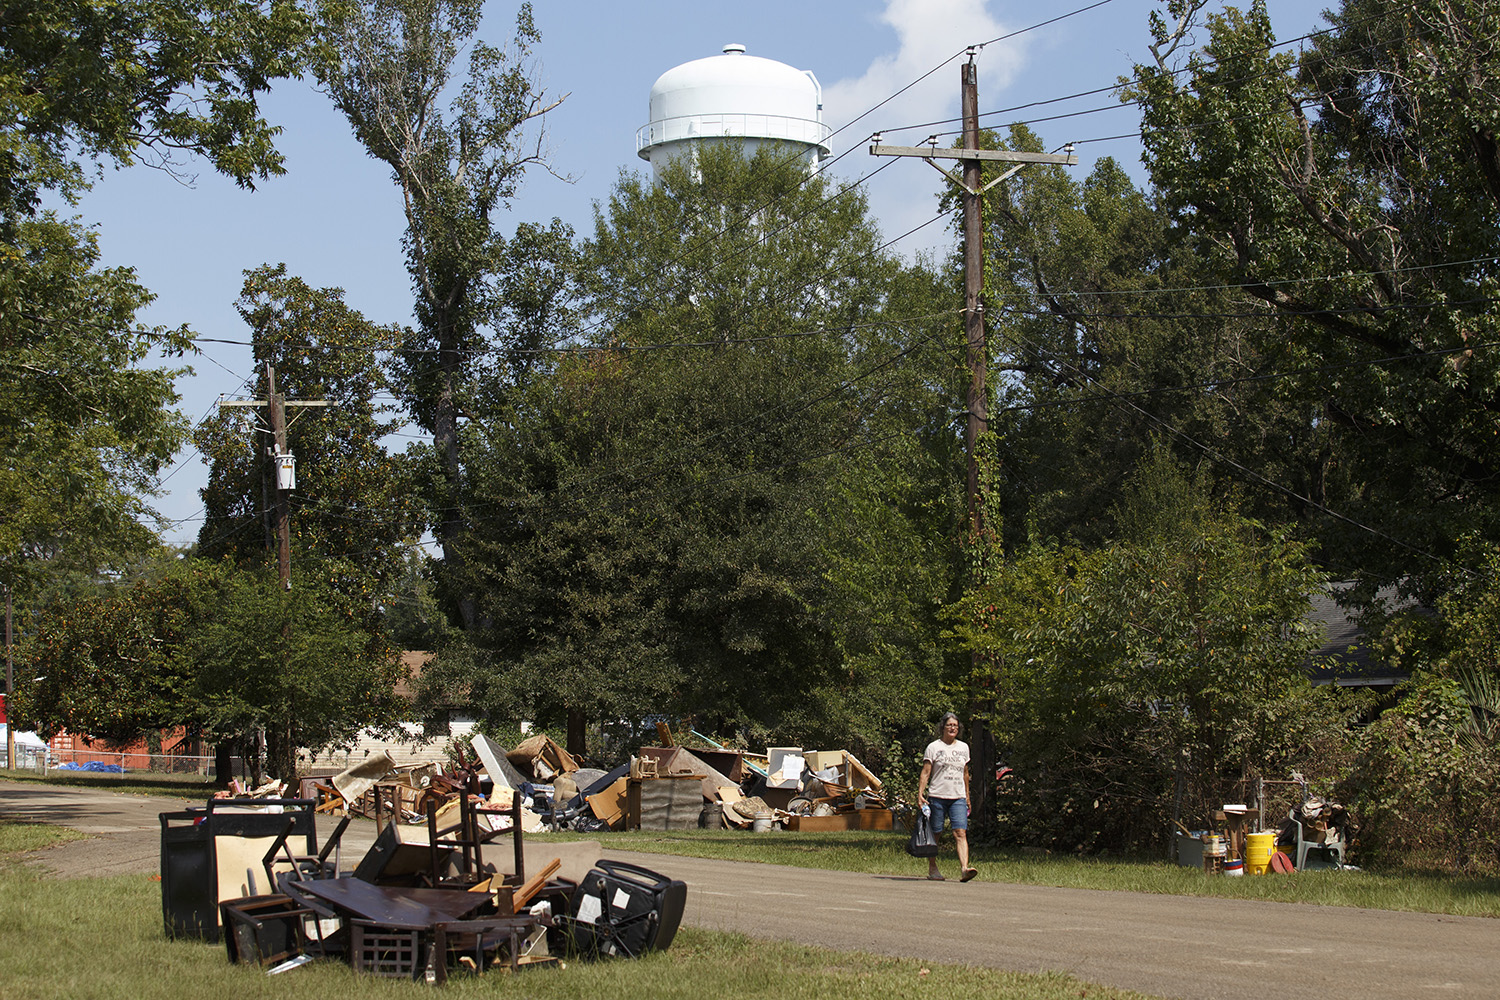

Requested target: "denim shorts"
[{"left": 928, "top": 796, "right": 968, "bottom": 831}]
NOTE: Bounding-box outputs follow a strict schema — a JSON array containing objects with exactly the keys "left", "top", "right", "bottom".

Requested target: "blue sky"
[{"left": 66, "top": 0, "right": 1325, "bottom": 545}]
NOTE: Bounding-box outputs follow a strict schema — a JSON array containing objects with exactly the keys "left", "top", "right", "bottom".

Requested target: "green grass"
[
  {"left": 0, "top": 818, "right": 88, "bottom": 855},
  {"left": 0, "top": 767, "right": 215, "bottom": 798},
  {"left": 0, "top": 867, "right": 1154, "bottom": 1000},
  {"left": 525, "top": 828, "right": 1500, "bottom": 918}
]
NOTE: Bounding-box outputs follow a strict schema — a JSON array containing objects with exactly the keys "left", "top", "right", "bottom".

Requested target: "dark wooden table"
[
  {"left": 292, "top": 877, "right": 549, "bottom": 982},
  {"left": 293, "top": 877, "right": 488, "bottom": 929}
]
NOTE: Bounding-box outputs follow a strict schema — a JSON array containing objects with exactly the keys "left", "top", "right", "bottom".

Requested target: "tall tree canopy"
[
  {"left": 195, "top": 264, "right": 421, "bottom": 579},
  {"left": 0, "top": 216, "right": 188, "bottom": 592},
  {"left": 0, "top": 0, "right": 320, "bottom": 221},
  {"left": 420, "top": 144, "right": 964, "bottom": 761},
  {"left": 319, "top": 0, "right": 568, "bottom": 626},
  {"left": 1124, "top": 0, "right": 1500, "bottom": 605},
  {"left": 2, "top": 1, "right": 321, "bottom": 592}
]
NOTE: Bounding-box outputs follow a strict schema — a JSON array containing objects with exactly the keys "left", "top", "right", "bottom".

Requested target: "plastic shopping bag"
[{"left": 906, "top": 807, "right": 939, "bottom": 857}]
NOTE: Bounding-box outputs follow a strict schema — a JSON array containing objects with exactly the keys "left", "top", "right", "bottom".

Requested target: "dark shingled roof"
[{"left": 1304, "top": 584, "right": 1418, "bottom": 688}]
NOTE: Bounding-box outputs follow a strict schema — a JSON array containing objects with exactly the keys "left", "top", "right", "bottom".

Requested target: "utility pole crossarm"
[
  {"left": 869, "top": 144, "right": 1078, "bottom": 164},
  {"left": 217, "top": 400, "right": 328, "bottom": 407},
  {"left": 870, "top": 143, "right": 1077, "bottom": 195}
]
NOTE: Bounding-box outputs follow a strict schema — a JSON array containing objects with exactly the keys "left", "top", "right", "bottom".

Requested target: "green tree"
[
  {"left": 0, "top": 216, "right": 189, "bottom": 594},
  {"left": 965, "top": 123, "right": 1310, "bottom": 552},
  {"left": 194, "top": 264, "right": 421, "bottom": 580},
  {"left": 428, "top": 145, "right": 963, "bottom": 764},
  {"left": 1343, "top": 674, "right": 1500, "bottom": 872},
  {"left": 1124, "top": 0, "right": 1500, "bottom": 603},
  {"left": 16, "top": 559, "right": 405, "bottom": 782},
  {"left": 17, "top": 563, "right": 201, "bottom": 743},
  {"left": 951, "top": 452, "right": 1341, "bottom": 852},
  {"left": 189, "top": 563, "right": 405, "bottom": 783},
  {"left": 318, "top": 0, "right": 568, "bottom": 627},
  {"left": 2, "top": 0, "right": 322, "bottom": 592},
  {"left": 0, "top": 0, "right": 320, "bottom": 223}
]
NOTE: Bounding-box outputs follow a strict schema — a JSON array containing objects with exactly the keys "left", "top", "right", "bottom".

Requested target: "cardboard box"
[{"left": 803, "top": 751, "right": 847, "bottom": 773}]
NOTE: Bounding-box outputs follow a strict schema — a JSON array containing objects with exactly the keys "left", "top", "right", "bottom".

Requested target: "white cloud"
[
  {"left": 824, "top": 0, "right": 1025, "bottom": 145},
  {"left": 822, "top": 0, "right": 1029, "bottom": 260}
]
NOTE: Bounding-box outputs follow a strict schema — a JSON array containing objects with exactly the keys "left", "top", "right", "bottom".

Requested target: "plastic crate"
[{"left": 350, "top": 920, "right": 428, "bottom": 979}]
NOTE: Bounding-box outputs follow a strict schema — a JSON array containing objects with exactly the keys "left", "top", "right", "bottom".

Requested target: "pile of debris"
[
  {"left": 161, "top": 733, "right": 892, "bottom": 979},
  {"left": 1275, "top": 795, "right": 1349, "bottom": 870},
  {"left": 301, "top": 732, "right": 893, "bottom": 836},
  {"left": 493, "top": 733, "right": 892, "bottom": 834},
  {"left": 162, "top": 768, "right": 686, "bottom": 982},
  {"left": 615, "top": 741, "right": 893, "bottom": 834}
]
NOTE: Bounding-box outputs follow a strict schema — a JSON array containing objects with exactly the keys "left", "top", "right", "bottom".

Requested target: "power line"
[
  {"left": 997, "top": 340, "right": 1498, "bottom": 415},
  {"left": 991, "top": 323, "right": 1462, "bottom": 574}
]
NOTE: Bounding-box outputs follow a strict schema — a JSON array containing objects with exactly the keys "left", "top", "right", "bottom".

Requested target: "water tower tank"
[{"left": 637, "top": 44, "right": 832, "bottom": 178}]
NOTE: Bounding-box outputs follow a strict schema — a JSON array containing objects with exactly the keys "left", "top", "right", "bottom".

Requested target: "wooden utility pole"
[
  {"left": 5, "top": 585, "right": 12, "bottom": 770},
  {"left": 961, "top": 56, "right": 985, "bottom": 534},
  {"left": 218, "top": 364, "right": 328, "bottom": 588},
  {"left": 870, "top": 49, "right": 1077, "bottom": 530},
  {"left": 872, "top": 49, "right": 1077, "bottom": 824},
  {"left": 266, "top": 364, "right": 292, "bottom": 586}
]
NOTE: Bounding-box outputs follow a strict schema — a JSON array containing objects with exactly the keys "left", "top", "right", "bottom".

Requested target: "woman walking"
[{"left": 917, "top": 712, "right": 977, "bottom": 881}]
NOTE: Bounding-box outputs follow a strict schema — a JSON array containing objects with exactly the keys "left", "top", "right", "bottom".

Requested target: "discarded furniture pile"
[
  {"left": 232, "top": 731, "right": 894, "bottom": 838},
  {"left": 1175, "top": 778, "right": 1351, "bottom": 875},
  {"left": 515, "top": 731, "right": 893, "bottom": 834},
  {"left": 1275, "top": 795, "right": 1348, "bottom": 870},
  {"left": 160, "top": 769, "right": 687, "bottom": 982}
]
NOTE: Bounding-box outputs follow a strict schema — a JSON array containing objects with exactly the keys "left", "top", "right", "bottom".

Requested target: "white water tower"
[{"left": 636, "top": 44, "right": 832, "bottom": 178}]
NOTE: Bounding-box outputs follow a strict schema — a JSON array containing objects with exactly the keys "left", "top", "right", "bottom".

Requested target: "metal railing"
[{"left": 636, "top": 112, "right": 832, "bottom": 154}]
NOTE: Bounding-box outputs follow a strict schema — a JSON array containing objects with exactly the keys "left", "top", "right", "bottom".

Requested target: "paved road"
[
  {"left": 641, "top": 853, "right": 1500, "bottom": 1000},
  {"left": 4, "top": 780, "right": 1497, "bottom": 1000}
]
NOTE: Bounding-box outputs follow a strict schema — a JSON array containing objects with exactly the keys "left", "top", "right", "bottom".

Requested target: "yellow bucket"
[{"left": 1246, "top": 832, "right": 1276, "bottom": 875}]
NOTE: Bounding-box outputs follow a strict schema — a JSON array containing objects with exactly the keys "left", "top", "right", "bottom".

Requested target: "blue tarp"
[{"left": 55, "top": 761, "right": 126, "bottom": 773}]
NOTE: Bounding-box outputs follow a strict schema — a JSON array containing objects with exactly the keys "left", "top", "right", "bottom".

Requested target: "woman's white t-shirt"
[{"left": 923, "top": 738, "right": 970, "bottom": 799}]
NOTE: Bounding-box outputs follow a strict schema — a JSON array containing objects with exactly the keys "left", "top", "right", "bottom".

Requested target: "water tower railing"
[{"left": 637, "top": 113, "right": 833, "bottom": 155}]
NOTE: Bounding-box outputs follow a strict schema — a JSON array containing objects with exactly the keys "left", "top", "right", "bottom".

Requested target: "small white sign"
[{"left": 576, "top": 893, "right": 602, "bottom": 925}]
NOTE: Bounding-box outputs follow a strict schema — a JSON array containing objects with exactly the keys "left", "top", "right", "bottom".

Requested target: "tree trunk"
[
  {"left": 567, "top": 708, "right": 587, "bottom": 762},
  {"left": 969, "top": 716, "right": 996, "bottom": 831},
  {"left": 264, "top": 723, "right": 296, "bottom": 788},
  {"left": 433, "top": 329, "right": 477, "bottom": 630},
  {"left": 214, "top": 741, "right": 234, "bottom": 789}
]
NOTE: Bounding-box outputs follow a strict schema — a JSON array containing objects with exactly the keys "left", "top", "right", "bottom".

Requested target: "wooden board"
[
  {"left": 785, "top": 809, "right": 894, "bottom": 833},
  {"left": 585, "top": 777, "right": 629, "bottom": 829}
]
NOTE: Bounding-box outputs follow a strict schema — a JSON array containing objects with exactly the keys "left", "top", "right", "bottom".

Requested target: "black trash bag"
[{"left": 906, "top": 808, "right": 939, "bottom": 857}]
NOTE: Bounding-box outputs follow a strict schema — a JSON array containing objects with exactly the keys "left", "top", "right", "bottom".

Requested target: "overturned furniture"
[{"left": 171, "top": 786, "right": 687, "bottom": 982}]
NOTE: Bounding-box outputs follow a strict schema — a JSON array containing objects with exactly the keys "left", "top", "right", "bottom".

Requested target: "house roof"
[
  {"left": 1304, "top": 584, "right": 1418, "bottom": 688},
  {"left": 394, "top": 650, "right": 435, "bottom": 700}
]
